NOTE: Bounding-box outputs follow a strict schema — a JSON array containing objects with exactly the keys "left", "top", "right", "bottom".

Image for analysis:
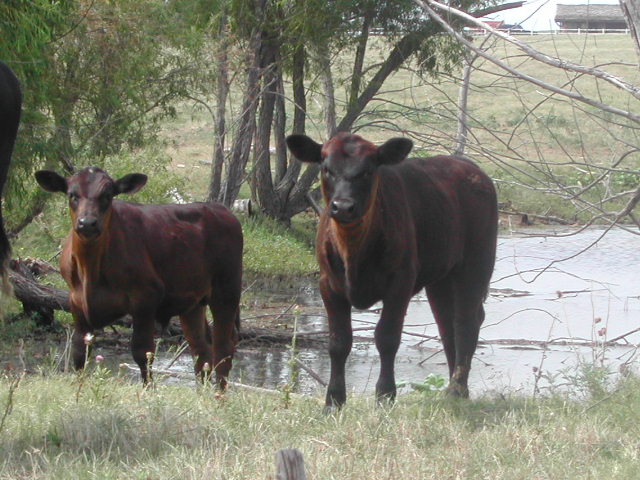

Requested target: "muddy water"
[{"left": 159, "top": 227, "right": 640, "bottom": 398}]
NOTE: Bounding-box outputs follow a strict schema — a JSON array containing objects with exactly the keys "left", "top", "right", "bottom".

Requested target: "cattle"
[
  {"left": 286, "top": 132, "right": 498, "bottom": 409},
  {"left": 35, "top": 167, "right": 243, "bottom": 387},
  {"left": 0, "top": 61, "right": 22, "bottom": 285}
]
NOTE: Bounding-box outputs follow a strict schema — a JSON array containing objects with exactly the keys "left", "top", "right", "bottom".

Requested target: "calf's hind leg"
[
  {"left": 426, "top": 279, "right": 456, "bottom": 380},
  {"left": 428, "top": 278, "right": 485, "bottom": 398},
  {"left": 179, "top": 305, "right": 215, "bottom": 381},
  {"left": 131, "top": 313, "right": 157, "bottom": 383},
  {"left": 448, "top": 288, "right": 486, "bottom": 398},
  {"left": 208, "top": 288, "right": 241, "bottom": 390}
]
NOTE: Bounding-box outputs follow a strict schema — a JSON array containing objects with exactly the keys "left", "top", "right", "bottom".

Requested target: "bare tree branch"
[{"left": 417, "top": 0, "right": 640, "bottom": 125}]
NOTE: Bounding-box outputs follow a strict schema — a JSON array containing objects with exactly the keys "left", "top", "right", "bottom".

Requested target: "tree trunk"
[
  {"left": 208, "top": 13, "right": 230, "bottom": 203},
  {"left": 454, "top": 56, "right": 473, "bottom": 156},
  {"left": 274, "top": 61, "right": 288, "bottom": 185},
  {"left": 218, "top": 1, "right": 265, "bottom": 207},
  {"left": 349, "top": 9, "right": 373, "bottom": 109},
  {"left": 337, "top": 30, "right": 426, "bottom": 133},
  {"left": 253, "top": 33, "right": 280, "bottom": 216},
  {"left": 315, "top": 41, "right": 337, "bottom": 137},
  {"left": 274, "top": 45, "right": 306, "bottom": 219},
  {"left": 620, "top": 0, "right": 640, "bottom": 63}
]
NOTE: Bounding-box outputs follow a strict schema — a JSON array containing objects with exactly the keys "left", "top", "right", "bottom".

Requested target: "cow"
[
  {"left": 286, "top": 132, "right": 498, "bottom": 409},
  {"left": 35, "top": 167, "right": 243, "bottom": 387},
  {"left": 0, "top": 61, "right": 22, "bottom": 285}
]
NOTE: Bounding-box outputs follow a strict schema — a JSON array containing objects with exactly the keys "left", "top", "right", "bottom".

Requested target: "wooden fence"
[{"left": 466, "top": 28, "right": 631, "bottom": 36}]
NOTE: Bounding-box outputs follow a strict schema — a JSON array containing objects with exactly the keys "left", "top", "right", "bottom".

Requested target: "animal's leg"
[
  {"left": 71, "top": 313, "right": 92, "bottom": 371},
  {"left": 426, "top": 279, "right": 456, "bottom": 378},
  {"left": 447, "top": 291, "right": 485, "bottom": 398},
  {"left": 322, "top": 286, "right": 352, "bottom": 410},
  {"left": 374, "top": 292, "right": 412, "bottom": 403},
  {"left": 130, "top": 315, "right": 156, "bottom": 384},
  {"left": 209, "top": 288, "right": 241, "bottom": 390},
  {"left": 179, "top": 305, "right": 215, "bottom": 381}
]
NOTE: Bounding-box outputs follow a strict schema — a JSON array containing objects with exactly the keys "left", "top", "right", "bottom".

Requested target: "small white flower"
[{"left": 83, "top": 333, "right": 94, "bottom": 345}]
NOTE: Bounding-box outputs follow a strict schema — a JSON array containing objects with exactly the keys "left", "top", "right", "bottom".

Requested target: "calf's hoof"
[{"left": 445, "top": 382, "right": 469, "bottom": 399}]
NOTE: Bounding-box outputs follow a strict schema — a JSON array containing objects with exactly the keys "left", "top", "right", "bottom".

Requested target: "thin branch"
[
  {"left": 417, "top": 0, "right": 640, "bottom": 125},
  {"left": 423, "top": 0, "right": 640, "bottom": 100}
]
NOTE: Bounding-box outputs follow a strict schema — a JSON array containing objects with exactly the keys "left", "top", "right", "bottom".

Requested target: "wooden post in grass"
[{"left": 275, "top": 449, "right": 307, "bottom": 480}]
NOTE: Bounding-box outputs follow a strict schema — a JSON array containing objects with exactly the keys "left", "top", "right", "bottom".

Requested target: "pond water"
[{"left": 152, "top": 227, "right": 640, "bottom": 398}]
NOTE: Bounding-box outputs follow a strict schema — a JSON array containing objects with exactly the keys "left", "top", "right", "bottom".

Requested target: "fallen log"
[
  {"left": 7, "top": 259, "right": 70, "bottom": 325},
  {"left": 499, "top": 209, "right": 574, "bottom": 226}
]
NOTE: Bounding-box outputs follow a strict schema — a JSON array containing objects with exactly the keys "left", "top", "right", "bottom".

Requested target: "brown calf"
[
  {"left": 0, "top": 61, "right": 22, "bottom": 282},
  {"left": 35, "top": 167, "right": 243, "bottom": 387},
  {"left": 287, "top": 132, "right": 498, "bottom": 408}
]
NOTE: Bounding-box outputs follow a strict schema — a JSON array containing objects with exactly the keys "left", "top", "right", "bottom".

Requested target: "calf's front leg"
[
  {"left": 131, "top": 315, "right": 157, "bottom": 384},
  {"left": 374, "top": 294, "right": 411, "bottom": 403},
  {"left": 322, "top": 287, "right": 353, "bottom": 410},
  {"left": 71, "top": 312, "right": 93, "bottom": 371}
]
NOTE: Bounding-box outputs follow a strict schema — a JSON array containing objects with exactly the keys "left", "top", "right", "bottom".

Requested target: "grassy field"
[
  {"left": 1, "top": 367, "right": 640, "bottom": 479},
  {"left": 2, "top": 34, "right": 640, "bottom": 480}
]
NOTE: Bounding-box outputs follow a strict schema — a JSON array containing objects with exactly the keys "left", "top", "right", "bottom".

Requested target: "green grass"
[
  {"left": 2, "top": 368, "right": 640, "bottom": 479},
  {"left": 242, "top": 214, "right": 317, "bottom": 278}
]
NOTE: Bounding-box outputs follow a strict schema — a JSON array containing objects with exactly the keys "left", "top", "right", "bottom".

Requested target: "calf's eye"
[{"left": 98, "top": 194, "right": 112, "bottom": 209}]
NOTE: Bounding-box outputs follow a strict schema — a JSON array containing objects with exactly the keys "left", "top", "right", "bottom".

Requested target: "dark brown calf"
[
  {"left": 35, "top": 167, "right": 243, "bottom": 387},
  {"left": 0, "top": 61, "right": 22, "bottom": 282},
  {"left": 287, "top": 132, "right": 497, "bottom": 408}
]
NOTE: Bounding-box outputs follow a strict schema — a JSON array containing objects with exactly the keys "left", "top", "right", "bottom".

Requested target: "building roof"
[
  {"left": 555, "top": 4, "right": 625, "bottom": 22},
  {"left": 483, "top": 20, "right": 504, "bottom": 29}
]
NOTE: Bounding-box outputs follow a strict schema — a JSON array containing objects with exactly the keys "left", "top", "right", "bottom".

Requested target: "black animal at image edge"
[{"left": 0, "top": 61, "right": 22, "bottom": 282}]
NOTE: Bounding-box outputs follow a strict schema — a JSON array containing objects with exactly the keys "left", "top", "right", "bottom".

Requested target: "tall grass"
[{"left": 1, "top": 368, "right": 640, "bottom": 479}]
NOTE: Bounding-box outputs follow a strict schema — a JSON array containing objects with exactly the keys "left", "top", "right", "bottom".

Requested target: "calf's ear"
[
  {"left": 115, "top": 173, "right": 147, "bottom": 195},
  {"left": 35, "top": 170, "right": 68, "bottom": 193},
  {"left": 377, "top": 138, "right": 413, "bottom": 166},
  {"left": 286, "top": 135, "right": 322, "bottom": 163}
]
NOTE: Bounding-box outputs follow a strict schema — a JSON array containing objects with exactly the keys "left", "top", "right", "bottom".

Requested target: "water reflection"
[{"left": 145, "top": 227, "right": 640, "bottom": 398}]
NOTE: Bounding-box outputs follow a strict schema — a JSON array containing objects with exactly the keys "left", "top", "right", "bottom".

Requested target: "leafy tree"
[
  {"left": 0, "top": 0, "right": 210, "bottom": 234},
  {"left": 205, "top": 0, "right": 515, "bottom": 222}
]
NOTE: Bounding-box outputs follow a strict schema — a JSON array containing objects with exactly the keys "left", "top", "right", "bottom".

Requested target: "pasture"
[
  {"left": 2, "top": 369, "right": 640, "bottom": 479},
  {"left": 1, "top": 33, "right": 640, "bottom": 479}
]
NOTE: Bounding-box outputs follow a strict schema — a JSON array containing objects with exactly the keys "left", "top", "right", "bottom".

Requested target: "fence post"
[{"left": 275, "top": 449, "right": 307, "bottom": 480}]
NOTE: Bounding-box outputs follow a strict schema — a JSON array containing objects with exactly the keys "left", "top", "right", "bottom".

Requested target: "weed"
[
  {"left": 397, "top": 373, "right": 447, "bottom": 395},
  {"left": 282, "top": 305, "right": 301, "bottom": 408}
]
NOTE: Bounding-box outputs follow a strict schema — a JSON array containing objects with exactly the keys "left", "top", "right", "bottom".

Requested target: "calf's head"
[
  {"left": 35, "top": 167, "right": 147, "bottom": 240},
  {"left": 286, "top": 132, "right": 413, "bottom": 224}
]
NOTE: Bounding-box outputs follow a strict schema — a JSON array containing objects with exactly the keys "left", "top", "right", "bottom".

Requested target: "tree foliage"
[
  {"left": 0, "top": 0, "right": 210, "bottom": 232},
  {"left": 204, "top": 0, "right": 493, "bottom": 222}
]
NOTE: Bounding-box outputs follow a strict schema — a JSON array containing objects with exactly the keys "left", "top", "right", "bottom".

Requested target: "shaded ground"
[{"left": 0, "top": 274, "right": 323, "bottom": 376}]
